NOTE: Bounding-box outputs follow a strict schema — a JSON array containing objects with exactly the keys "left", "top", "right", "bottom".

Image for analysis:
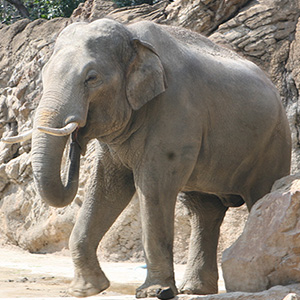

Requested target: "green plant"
[{"left": 0, "top": 0, "right": 85, "bottom": 24}]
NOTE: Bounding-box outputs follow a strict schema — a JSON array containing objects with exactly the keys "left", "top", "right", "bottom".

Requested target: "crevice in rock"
[{"left": 209, "top": 0, "right": 253, "bottom": 36}]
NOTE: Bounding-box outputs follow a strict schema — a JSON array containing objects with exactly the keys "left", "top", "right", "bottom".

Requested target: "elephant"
[{"left": 3, "top": 18, "right": 291, "bottom": 298}]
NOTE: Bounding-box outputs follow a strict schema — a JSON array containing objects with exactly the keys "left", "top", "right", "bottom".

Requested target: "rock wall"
[{"left": 0, "top": 0, "right": 299, "bottom": 265}]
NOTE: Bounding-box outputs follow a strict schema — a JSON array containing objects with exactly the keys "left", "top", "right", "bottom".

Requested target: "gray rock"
[
  {"left": 178, "top": 284, "right": 300, "bottom": 300},
  {"left": 222, "top": 174, "right": 300, "bottom": 293}
]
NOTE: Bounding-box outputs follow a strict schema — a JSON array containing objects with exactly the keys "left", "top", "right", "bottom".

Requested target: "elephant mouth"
[
  {"left": 39, "top": 122, "right": 87, "bottom": 154},
  {"left": 71, "top": 127, "right": 83, "bottom": 150}
]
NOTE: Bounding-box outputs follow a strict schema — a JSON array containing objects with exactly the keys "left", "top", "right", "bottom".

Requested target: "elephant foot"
[
  {"left": 136, "top": 282, "right": 177, "bottom": 299},
  {"left": 68, "top": 271, "right": 110, "bottom": 297},
  {"left": 179, "top": 280, "right": 218, "bottom": 295}
]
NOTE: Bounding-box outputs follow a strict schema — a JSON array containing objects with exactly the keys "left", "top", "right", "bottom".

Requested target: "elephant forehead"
[
  {"left": 87, "top": 18, "right": 132, "bottom": 40},
  {"left": 58, "top": 19, "right": 129, "bottom": 42},
  {"left": 56, "top": 19, "right": 132, "bottom": 53},
  {"left": 45, "top": 44, "right": 99, "bottom": 79}
]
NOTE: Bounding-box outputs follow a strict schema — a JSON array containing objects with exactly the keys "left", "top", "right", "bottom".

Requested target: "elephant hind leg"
[{"left": 179, "top": 192, "right": 227, "bottom": 295}]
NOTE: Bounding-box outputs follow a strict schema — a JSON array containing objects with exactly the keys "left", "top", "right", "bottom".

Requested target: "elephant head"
[{"left": 3, "top": 19, "right": 166, "bottom": 208}]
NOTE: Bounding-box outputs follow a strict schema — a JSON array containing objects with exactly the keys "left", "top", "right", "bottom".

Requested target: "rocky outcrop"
[
  {"left": 0, "top": 17, "right": 73, "bottom": 251},
  {"left": 71, "top": 0, "right": 252, "bottom": 32},
  {"left": 222, "top": 173, "right": 300, "bottom": 293},
  {"left": 71, "top": 0, "right": 117, "bottom": 21},
  {"left": 164, "top": 0, "right": 251, "bottom": 35}
]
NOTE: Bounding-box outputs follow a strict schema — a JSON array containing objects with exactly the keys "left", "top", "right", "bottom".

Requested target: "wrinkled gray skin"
[{"left": 31, "top": 19, "right": 291, "bottom": 298}]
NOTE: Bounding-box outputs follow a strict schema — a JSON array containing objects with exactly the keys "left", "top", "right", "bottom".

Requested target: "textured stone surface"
[
  {"left": 180, "top": 284, "right": 300, "bottom": 300},
  {"left": 164, "top": 0, "right": 251, "bottom": 35},
  {"left": 71, "top": 0, "right": 169, "bottom": 23},
  {"left": 0, "top": 17, "right": 73, "bottom": 252},
  {"left": 71, "top": 0, "right": 117, "bottom": 21},
  {"left": 222, "top": 173, "right": 300, "bottom": 293}
]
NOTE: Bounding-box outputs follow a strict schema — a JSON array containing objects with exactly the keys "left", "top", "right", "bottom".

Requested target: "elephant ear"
[{"left": 126, "top": 39, "right": 167, "bottom": 111}]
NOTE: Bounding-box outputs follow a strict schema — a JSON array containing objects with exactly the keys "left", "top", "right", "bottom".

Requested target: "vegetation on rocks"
[
  {"left": 0, "top": 0, "right": 154, "bottom": 24},
  {"left": 0, "top": 0, "right": 85, "bottom": 23}
]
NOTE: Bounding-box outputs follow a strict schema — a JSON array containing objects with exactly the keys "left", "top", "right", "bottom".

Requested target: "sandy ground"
[{"left": 0, "top": 245, "right": 225, "bottom": 299}]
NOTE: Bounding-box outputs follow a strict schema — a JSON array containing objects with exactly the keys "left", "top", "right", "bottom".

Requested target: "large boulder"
[{"left": 222, "top": 173, "right": 300, "bottom": 293}]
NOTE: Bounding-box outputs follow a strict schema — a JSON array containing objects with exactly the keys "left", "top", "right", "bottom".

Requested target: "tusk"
[
  {"left": 1, "top": 129, "right": 33, "bottom": 144},
  {"left": 37, "top": 122, "right": 78, "bottom": 137}
]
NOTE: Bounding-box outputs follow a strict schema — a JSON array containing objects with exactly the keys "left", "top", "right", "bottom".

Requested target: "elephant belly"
[{"left": 183, "top": 134, "right": 290, "bottom": 207}]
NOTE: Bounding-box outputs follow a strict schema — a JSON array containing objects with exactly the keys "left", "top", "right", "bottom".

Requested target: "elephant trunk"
[
  {"left": 32, "top": 130, "right": 81, "bottom": 208},
  {"left": 31, "top": 105, "right": 82, "bottom": 208}
]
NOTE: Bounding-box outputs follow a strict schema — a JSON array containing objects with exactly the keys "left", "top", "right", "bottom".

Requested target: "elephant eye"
[
  {"left": 85, "top": 70, "right": 101, "bottom": 86},
  {"left": 86, "top": 74, "right": 97, "bottom": 82}
]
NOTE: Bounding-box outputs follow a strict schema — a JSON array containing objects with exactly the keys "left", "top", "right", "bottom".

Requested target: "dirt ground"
[
  {"left": 0, "top": 245, "right": 146, "bottom": 298},
  {"left": 0, "top": 245, "right": 69, "bottom": 298},
  {"left": 1, "top": 245, "right": 210, "bottom": 299},
  {"left": 0, "top": 245, "right": 225, "bottom": 299},
  {"left": 0, "top": 266, "right": 71, "bottom": 298}
]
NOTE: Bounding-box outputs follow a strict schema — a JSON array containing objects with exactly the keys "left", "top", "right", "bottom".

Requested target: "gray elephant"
[{"left": 3, "top": 19, "right": 291, "bottom": 298}]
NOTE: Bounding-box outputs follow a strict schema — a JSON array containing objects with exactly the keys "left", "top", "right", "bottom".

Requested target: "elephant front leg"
[
  {"left": 69, "top": 181, "right": 135, "bottom": 297},
  {"left": 68, "top": 196, "right": 113, "bottom": 298},
  {"left": 135, "top": 188, "right": 178, "bottom": 299},
  {"left": 69, "top": 242, "right": 109, "bottom": 298},
  {"left": 68, "top": 146, "right": 135, "bottom": 297}
]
